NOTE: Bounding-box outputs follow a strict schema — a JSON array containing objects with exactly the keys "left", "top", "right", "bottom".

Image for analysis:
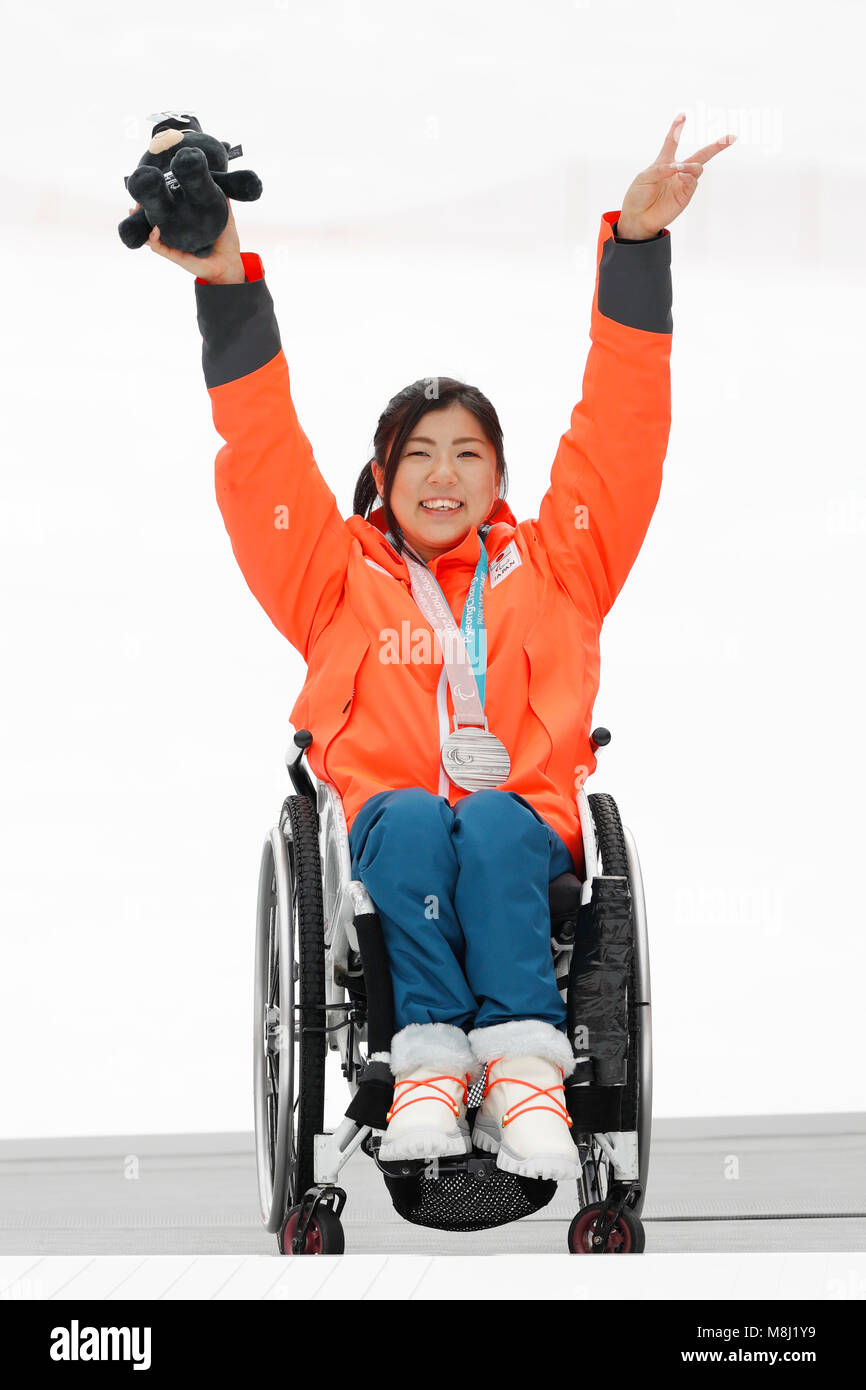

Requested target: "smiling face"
[{"left": 371, "top": 403, "right": 499, "bottom": 563}]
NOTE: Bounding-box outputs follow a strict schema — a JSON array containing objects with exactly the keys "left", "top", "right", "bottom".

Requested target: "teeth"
[{"left": 421, "top": 501, "right": 462, "bottom": 510}]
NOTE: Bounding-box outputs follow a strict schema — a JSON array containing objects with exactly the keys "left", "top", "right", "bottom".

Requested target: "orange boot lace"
[
  {"left": 483, "top": 1058, "right": 573, "bottom": 1129},
  {"left": 386, "top": 1072, "right": 471, "bottom": 1124}
]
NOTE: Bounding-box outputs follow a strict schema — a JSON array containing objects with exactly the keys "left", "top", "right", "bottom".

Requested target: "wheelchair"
[{"left": 253, "top": 725, "right": 652, "bottom": 1255}]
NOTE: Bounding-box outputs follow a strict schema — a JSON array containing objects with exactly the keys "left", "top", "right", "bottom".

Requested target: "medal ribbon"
[{"left": 389, "top": 530, "right": 489, "bottom": 729}]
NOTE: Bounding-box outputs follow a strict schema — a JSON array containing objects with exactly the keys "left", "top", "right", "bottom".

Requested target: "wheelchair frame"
[{"left": 253, "top": 729, "right": 652, "bottom": 1254}]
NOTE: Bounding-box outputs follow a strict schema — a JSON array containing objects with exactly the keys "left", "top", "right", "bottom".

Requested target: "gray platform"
[{"left": 1, "top": 1114, "right": 864, "bottom": 1255}]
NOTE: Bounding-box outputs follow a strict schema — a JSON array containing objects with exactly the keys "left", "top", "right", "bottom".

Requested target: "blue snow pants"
[{"left": 347, "top": 787, "right": 575, "bottom": 1034}]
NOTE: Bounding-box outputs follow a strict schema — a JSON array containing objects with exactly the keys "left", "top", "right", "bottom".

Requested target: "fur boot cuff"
[
  {"left": 390, "top": 1023, "right": 482, "bottom": 1083},
  {"left": 468, "top": 1019, "right": 576, "bottom": 1078}
]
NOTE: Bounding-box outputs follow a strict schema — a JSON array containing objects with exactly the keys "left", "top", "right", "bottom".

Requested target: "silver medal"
[{"left": 441, "top": 720, "right": 511, "bottom": 791}]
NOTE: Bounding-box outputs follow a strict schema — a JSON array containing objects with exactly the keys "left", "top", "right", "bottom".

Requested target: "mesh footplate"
[
  {"left": 380, "top": 1074, "right": 557, "bottom": 1233},
  {"left": 382, "top": 1166, "right": 558, "bottom": 1233}
]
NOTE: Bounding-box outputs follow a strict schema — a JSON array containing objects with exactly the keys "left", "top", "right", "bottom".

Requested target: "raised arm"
[
  {"left": 194, "top": 254, "right": 352, "bottom": 659},
  {"left": 534, "top": 114, "right": 735, "bottom": 620},
  {"left": 137, "top": 196, "right": 352, "bottom": 659},
  {"left": 536, "top": 211, "right": 672, "bottom": 619}
]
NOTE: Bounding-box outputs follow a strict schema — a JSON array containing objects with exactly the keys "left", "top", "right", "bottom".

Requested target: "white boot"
[
  {"left": 468, "top": 1020, "right": 580, "bottom": 1182},
  {"left": 378, "top": 1023, "right": 481, "bottom": 1161}
]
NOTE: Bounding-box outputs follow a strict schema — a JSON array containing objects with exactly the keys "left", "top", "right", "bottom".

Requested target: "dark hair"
[{"left": 352, "top": 376, "right": 509, "bottom": 556}]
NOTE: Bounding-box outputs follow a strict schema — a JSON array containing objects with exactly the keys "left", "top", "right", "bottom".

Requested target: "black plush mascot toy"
[{"left": 118, "top": 111, "right": 262, "bottom": 258}]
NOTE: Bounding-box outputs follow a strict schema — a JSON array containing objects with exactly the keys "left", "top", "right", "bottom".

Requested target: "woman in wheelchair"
[{"left": 148, "top": 114, "right": 732, "bottom": 1206}]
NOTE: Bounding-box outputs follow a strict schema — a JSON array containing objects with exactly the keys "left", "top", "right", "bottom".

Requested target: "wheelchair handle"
[
  {"left": 292, "top": 726, "right": 611, "bottom": 764},
  {"left": 286, "top": 728, "right": 316, "bottom": 799}
]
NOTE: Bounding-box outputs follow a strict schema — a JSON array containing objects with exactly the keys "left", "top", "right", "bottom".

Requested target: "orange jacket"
[{"left": 195, "top": 210, "right": 672, "bottom": 878}]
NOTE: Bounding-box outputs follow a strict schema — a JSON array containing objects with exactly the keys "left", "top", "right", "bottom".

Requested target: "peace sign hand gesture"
[{"left": 617, "top": 113, "right": 736, "bottom": 241}]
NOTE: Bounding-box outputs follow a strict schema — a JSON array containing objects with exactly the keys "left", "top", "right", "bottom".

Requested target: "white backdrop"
[{"left": 2, "top": 0, "right": 864, "bottom": 1137}]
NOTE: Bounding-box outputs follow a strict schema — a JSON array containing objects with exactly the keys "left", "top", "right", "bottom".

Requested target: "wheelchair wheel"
[
  {"left": 253, "top": 794, "right": 326, "bottom": 1234},
  {"left": 280, "top": 1203, "right": 345, "bottom": 1256},
  {"left": 568, "top": 1201, "right": 646, "bottom": 1253},
  {"left": 586, "top": 793, "right": 651, "bottom": 1218}
]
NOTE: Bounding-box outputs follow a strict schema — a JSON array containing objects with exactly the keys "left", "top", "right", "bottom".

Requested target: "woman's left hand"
[{"left": 617, "top": 113, "right": 737, "bottom": 240}]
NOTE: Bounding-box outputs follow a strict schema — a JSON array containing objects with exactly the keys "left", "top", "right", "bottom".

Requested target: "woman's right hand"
[{"left": 130, "top": 197, "right": 246, "bottom": 284}]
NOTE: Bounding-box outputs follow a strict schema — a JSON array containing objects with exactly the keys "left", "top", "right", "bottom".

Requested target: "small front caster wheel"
[
  {"left": 568, "top": 1202, "right": 645, "bottom": 1253},
  {"left": 279, "top": 1204, "right": 346, "bottom": 1255}
]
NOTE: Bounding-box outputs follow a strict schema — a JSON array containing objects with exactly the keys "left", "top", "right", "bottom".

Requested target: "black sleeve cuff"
[
  {"left": 195, "top": 276, "right": 282, "bottom": 389},
  {"left": 598, "top": 223, "right": 672, "bottom": 334},
  {"left": 612, "top": 219, "right": 666, "bottom": 244}
]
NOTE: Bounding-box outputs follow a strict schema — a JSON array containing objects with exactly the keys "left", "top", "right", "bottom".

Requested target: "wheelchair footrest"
[{"left": 380, "top": 1158, "right": 558, "bottom": 1233}]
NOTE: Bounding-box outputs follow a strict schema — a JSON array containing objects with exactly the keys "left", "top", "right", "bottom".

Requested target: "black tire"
[
  {"left": 587, "top": 791, "right": 629, "bottom": 877},
  {"left": 280, "top": 1203, "right": 346, "bottom": 1255},
  {"left": 280, "top": 794, "right": 327, "bottom": 1206}
]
